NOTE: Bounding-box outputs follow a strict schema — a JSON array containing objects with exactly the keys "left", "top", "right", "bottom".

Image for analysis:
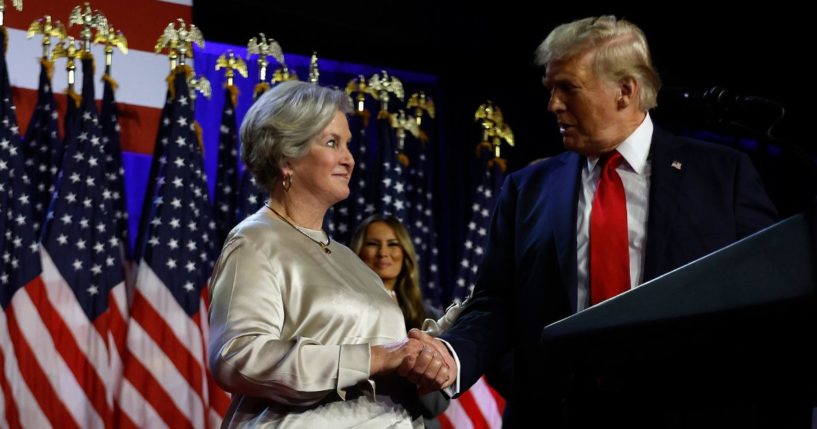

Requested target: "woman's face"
[
  {"left": 359, "top": 222, "right": 404, "bottom": 289},
  {"left": 287, "top": 110, "right": 354, "bottom": 207}
]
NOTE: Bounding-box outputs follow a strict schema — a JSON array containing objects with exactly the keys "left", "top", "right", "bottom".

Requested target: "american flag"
[
  {"left": 118, "top": 66, "right": 229, "bottom": 428},
  {"left": 0, "top": 26, "right": 56, "bottom": 428},
  {"left": 99, "top": 71, "right": 132, "bottom": 425},
  {"left": 213, "top": 87, "right": 239, "bottom": 247},
  {"left": 237, "top": 88, "right": 266, "bottom": 222},
  {"left": 237, "top": 171, "right": 264, "bottom": 222},
  {"left": 440, "top": 376, "right": 506, "bottom": 429},
  {"left": 405, "top": 128, "right": 442, "bottom": 310},
  {"left": 450, "top": 153, "right": 505, "bottom": 304},
  {"left": 326, "top": 111, "right": 372, "bottom": 244},
  {"left": 101, "top": 73, "right": 130, "bottom": 261},
  {"left": 35, "top": 55, "right": 126, "bottom": 427},
  {"left": 63, "top": 75, "right": 81, "bottom": 147},
  {"left": 440, "top": 149, "right": 507, "bottom": 429},
  {"left": 377, "top": 113, "right": 408, "bottom": 221},
  {"left": 134, "top": 89, "right": 173, "bottom": 261},
  {"left": 21, "top": 59, "right": 61, "bottom": 235}
]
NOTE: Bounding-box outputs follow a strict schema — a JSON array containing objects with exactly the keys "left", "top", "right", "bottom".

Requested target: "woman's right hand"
[{"left": 370, "top": 338, "right": 424, "bottom": 376}]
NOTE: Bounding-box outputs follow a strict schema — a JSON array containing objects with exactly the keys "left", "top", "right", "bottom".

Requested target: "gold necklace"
[{"left": 264, "top": 202, "right": 332, "bottom": 254}]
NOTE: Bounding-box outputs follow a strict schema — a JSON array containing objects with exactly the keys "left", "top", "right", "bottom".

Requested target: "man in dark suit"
[{"left": 406, "top": 15, "right": 779, "bottom": 427}]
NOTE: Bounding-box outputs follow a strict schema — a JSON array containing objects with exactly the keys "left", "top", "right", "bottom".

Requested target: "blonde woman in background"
[{"left": 351, "top": 214, "right": 451, "bottom": 429}]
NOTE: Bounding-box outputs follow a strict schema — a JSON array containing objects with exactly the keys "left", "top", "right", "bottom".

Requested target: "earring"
[{"left": 282, "top": 173, "right": 293, "bottom": 192}]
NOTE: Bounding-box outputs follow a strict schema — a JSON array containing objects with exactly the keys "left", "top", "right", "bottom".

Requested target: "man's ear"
[{"left": 618, "top": 76, "right": 638, "bottom": 109}]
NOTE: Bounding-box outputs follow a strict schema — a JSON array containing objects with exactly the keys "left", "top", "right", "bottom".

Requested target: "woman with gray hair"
[{"left": 208, "top": 81, "right": 449, "bottom": 428}]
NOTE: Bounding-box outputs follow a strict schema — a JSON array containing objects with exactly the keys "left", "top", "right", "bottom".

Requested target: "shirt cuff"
[
  {"left": 337, "top": 343, "right": 372, "bottom": 400},
  {"left": 436, "top": 338, "right": 461, "bottom": 396}
]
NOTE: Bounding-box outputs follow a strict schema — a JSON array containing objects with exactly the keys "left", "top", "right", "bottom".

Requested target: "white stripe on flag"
[
  {"left": 470, "top": 376, "right": 503, "bottom": 428},
  {"left": 0, "top": 311, "right": 50, "bottom": 429},
  {"left": 443, "top": 395, "right": 475, "bottom": 429},
  {"left": 134, "top": 262, "right": 205, "bottom": 360},
  {"left": 40, "top": 249, "right": 114, "bottom": 398},
  {"left": 118, "top": 378, "right": 169, "bottom": 429},
  {"left": 11, "top": 289, "right": 105, "bottom": 429},
  {"left": 125, "top": 315, "right": 205, "bottom": 428},
  {"left": 109, "top": 282, "right": 128, "bottom": 402}
]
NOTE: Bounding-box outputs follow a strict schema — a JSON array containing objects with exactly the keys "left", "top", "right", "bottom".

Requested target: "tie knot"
[{"left": 599, "top": 151, "right": 624, "bottom": 170}]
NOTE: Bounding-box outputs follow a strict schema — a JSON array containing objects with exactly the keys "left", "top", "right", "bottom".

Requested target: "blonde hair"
[
  {"left": 535, "top": 15, "right": 662, "bottom": 110},
  {"left": 351, "top": 215, "right": 426, "bottom": 329}
]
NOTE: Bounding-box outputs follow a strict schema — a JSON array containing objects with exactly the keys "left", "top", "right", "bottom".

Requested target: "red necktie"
[{"left": 590, "top": 151, "right": 630, "bottom": 305}]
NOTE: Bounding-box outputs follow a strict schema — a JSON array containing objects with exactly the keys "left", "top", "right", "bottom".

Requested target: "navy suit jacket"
[{"left": 441, "top": 126, "right": 778, "bottom": 424}]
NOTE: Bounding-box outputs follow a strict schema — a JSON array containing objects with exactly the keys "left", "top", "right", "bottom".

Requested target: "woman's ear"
[{"left": 280, "top": 161, "right": 293, "bottom": 177}]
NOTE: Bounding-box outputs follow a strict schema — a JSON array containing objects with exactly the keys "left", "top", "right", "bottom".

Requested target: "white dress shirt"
[{"left": 576, "top": 113, "right": 654, "bottom": 311}]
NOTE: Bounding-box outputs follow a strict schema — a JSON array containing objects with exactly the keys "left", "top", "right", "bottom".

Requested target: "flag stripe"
[
  {"left": 1, "top": 313, "right": 51, "bottom": 429},
  {"left": 470, "top": 377, "right": 503, "bottom": 429},
  {"left": 130, "top": 291, "right": 205, "bottom": 401},
  {"left": 31, "top": 255, "right": 112, "bottom": 426},
  {"left": 123, "top": 348, "right": 194, "bottom": 428},
  {"left": 0, "top": 318, "right": 31, "bottom": 429},
  {"left": 117, "top": 378, "right": 170, "bottom": 429},
  {"left": 0, "top": 347, "right": 21, "bottom": 429},
  {"left": 198, "top": 298, "right": 231, "bottom": 417},
  {"left": 439, "top": 397, "right": 474, "bottom": 429},
  {"left": 109, "top": 284, "right": 129, "bottom": 369},
  {"left": 13, "top": 87, "right": 164, "bottom": 155},
  {"left": 133, "top": 264, "right": 206, "bottom": 359},
  {"left": 457, "top": 389, "right": 490, "bottom": 429},
  {"left": 6, "top": 289, "right": 80, "bottom": 429},
  {"left": 7, "top": 0, "right": 192, "bottom": 55},
  {"left": 7, "top": 29, "right": 171, "bottom": 110},
  {"left": 13, "top": 284, "right": 105, "bottom": 428},
  {"left": 123, "top": 322, "right": 199, "bottom": 429},
  {"left": 489, "top": 384, "right": 506, "bottom": 413}
]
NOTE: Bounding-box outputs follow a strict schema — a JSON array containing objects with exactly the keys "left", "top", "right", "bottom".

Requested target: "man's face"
[{"left": 543, "top": 49, "right": 624, "bottom": 157}]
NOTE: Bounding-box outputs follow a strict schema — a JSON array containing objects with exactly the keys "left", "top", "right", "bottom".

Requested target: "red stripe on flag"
[
  {"left": 206, "top": 368, "right": 231, "bottom": 417},
  {"left": 6, "top": 0, "right": 191, "bottom": 54},
  {"left": 0, "top": 348, "right": 22, "bottom": 429},
  {"left": 488, "top": 383, "right": 506, "bottom": 412},
  {"left": 438, "top": 411, "right": 454, "bottom": 429},
  {"left": 457, "top": 390, "right": 490, "bottom": 429},
  {"left": 130, "top": 291, "right": 205, "bottom": 400},
  {"left": 26, "top": 275, "right": 112, "bottom": 427},
  {"left": 109, "top": 294, "right": 128, "bottom": 364},
  {"left": 12, "top": 86, "right": 162, "bottom": 155},
  {"left": 112, "top": 406, "right": 140, "bottom": 429},
  {"left": 6, "top": 291, "right": 80, "bottom": 429},
  {"left": 122, "top": 349, "right": 195, "bottom": 429},
  {"left": 198, "top": 293, "right": 230, "bottom": 417}
]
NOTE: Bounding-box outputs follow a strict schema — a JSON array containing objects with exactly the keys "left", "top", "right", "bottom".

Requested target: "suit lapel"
[
  {"left": 644, "top": 127, "right": 686, "bottom": 281},
  {"left": 549, "top": 152, "right": 582, "bottom": 311}
]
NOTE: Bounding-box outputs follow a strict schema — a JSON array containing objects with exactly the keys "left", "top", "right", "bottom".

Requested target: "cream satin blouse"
[{"left": 208, "top": 210, "right": 422, "bottom": 428}]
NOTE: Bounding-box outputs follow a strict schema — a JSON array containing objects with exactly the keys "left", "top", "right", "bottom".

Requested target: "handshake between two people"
[{"left": 370, "top": 328, "right": 457, "bottom": 395}]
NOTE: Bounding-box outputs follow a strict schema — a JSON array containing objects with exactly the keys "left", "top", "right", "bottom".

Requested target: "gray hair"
[
  {"left": 239, "top": 80, "right": 353, "bottom": 194},
  {"left": 534, "top": 15, "right": 662, "bottom": 110}
]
